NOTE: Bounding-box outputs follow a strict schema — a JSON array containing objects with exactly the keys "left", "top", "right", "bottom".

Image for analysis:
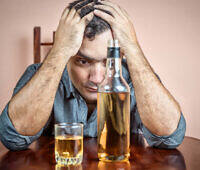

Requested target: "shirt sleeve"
[
  {"left": 140, "top": 111, "right": 186, "bottom": 149},
  {"left": 0, "top": 64, "right": 44, "bottom": 151}
]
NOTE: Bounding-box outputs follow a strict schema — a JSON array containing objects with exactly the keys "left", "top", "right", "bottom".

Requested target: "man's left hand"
[{"left": 94, "top": 0, "right": 139, "bottom": 54}]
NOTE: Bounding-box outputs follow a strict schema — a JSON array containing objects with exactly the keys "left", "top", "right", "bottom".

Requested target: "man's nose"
[{"left": 89, "top": 64, "right": 105, "bottom": 85}]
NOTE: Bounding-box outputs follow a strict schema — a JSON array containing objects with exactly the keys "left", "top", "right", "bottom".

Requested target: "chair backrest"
[{"left": 33, "top": 27, "right": 55, "bottom": 63}]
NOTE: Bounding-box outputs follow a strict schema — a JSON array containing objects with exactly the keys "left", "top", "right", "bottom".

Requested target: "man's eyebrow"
[{"left": 77, "top": 51, "right": 103, "bottom": 62}]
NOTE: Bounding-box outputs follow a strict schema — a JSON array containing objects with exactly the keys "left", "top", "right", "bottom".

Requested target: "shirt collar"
[{"left": 60, "top": 66, "right": 77, "bottom": 98}]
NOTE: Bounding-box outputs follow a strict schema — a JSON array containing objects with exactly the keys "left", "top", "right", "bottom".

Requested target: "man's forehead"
[{"left": 78, "top": 30, "right": 112, "bottom": 61}]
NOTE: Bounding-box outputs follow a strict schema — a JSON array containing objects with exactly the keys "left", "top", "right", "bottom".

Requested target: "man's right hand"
[{"left": 52, "top": 5, "right": 94, "bottom": 58}]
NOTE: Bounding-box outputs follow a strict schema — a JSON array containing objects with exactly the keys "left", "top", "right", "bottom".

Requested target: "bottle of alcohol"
[{"left": 97, "top": 39, "right": 130, "bottom": 162}]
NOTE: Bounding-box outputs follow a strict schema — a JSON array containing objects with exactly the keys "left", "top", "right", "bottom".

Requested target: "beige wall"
[{"left": 0, "top": 0, "right": 200, "bottom": 139}]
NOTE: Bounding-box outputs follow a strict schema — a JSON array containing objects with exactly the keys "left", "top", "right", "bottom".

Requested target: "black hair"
[{"left": 68, "top": 0, "right": 112, "bottom": 40}]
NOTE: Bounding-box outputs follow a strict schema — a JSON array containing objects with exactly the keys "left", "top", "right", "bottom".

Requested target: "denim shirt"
[{"left": 0, "top": 62, "right": 186, "bottom": 151}]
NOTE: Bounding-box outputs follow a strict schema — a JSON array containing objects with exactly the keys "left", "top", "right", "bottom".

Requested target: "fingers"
[
  {"left": 67, "top": 8, "right": 77, "bottom": 21},
  {"left": 74, "top": 0, "right": 94, "bottom": 11},
  {"left": 94, "top": 1, "right": 129, "bottom": 20},
  {"left": 76, "top": 2, "right": 94, "bottom": 18},
  {"left": 97, "top": 1, "right": 123, "bottom": 17},
  {"left": 63, "top": 1, "right": 94, "bottom": 23},
  {"left": 94, "top": 7, "right": 114, "bottom": 24},
  {"left": 73, "top": 4, "right": 94, "bottom": 23},
  {"left": 61, "top": 7, "right": 70, "bottom": 21},
  {"left": 80, "top": 11, "right": 94, "bottom": 25}
]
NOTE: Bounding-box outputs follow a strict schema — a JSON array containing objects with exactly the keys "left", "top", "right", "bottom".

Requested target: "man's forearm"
[
  {"left": 8, "top": 4, "right": 94, "bottom": 136},
  {"left": 8, "top": 48, "right": 70, "bottom": 136},
  {"left": 125, "top": 44, "right": 181, "bottom": 136}
]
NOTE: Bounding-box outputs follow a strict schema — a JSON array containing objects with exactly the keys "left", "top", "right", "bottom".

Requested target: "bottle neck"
[{"left": 106, "top": 58, "right": 122, "bottom": 78}]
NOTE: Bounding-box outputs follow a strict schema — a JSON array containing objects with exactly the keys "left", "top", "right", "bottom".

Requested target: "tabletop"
[{"left": 0, "top": 134, "right": 199, "bottom": 170}]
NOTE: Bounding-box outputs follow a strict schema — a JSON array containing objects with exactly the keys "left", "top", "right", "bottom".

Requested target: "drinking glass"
[{"left": 55, "top": 123, "right": 83, "bottom": 165}]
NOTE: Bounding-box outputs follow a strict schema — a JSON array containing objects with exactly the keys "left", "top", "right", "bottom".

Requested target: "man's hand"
[
  {"left": 52, "top": 4, "right": 94, "bottom": 58},
  {"left": 93, "top": 0, "right": 139, "bottom": 54}
]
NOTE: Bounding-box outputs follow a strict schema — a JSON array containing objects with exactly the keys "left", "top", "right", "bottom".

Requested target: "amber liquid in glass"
[
  {"left": 55, "top": 136, "right": 83, "bottom": 165},
  {"left": 97, "top": 92, "right": 130, "bottom": 162}
]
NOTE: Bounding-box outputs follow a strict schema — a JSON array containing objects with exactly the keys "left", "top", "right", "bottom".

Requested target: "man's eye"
[{"left": 78, "top": 59, "right": 89, "bottom": 65}]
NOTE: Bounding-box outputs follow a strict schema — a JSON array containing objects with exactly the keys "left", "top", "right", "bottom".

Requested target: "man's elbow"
[
  {"left": 143, "top": 112, "right": 186, "bottom": 149},
  {"left": 1, "top": 138, "right": 30, "bottom": 151},
  {"left": 152, "top": 139, "right": 183, "bottom": 149}
]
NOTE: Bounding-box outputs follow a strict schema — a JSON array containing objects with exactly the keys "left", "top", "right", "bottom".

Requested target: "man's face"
[{"left": 67, "top": 30, "right": 113, "bottom": 104}]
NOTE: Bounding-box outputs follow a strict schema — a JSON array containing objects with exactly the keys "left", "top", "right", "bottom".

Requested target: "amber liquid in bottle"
[
  {"left": 97, "top": 40, "right": 130, "bottom": 162},
  {"left": 97, "top": 92, "right": 130, "bottom": 161}
]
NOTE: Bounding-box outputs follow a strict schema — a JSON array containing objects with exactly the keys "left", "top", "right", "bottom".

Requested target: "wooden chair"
[{"left": 33, "top": 27, "right": 55, "bottom": 63}]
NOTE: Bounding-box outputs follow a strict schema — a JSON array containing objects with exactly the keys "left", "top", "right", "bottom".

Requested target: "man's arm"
[
  {"left": 94, "top": 1, "right": 183, "bottom": 136},
  {"left": 123, "top": 44, "right": 181, "bottom": 136},
  {"left": 0, "top": 64, "right": 43, "bottom": 150},
  {"left": 7, "top": 7, "right": 94, "bottom": 136}
]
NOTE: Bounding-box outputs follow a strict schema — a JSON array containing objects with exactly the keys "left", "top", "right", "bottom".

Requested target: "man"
[{"left": 0, "top": 0, "right": 186, "bottom": 151}]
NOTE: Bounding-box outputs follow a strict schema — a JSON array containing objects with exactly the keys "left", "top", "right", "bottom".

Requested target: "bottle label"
[{"left": 107, "top": 47, "right": 120, "bottom": 58}]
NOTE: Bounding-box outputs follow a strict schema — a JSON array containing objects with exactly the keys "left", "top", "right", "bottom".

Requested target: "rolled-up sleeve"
[
  {"left": 0, "top": 64, "right": 44, "bottom": 151},
  {"left": 141, "top": 112, "right": 186, "bottom": 149},
  {"left": 0, "top": 104, "right": 43, "bottom": 150}
]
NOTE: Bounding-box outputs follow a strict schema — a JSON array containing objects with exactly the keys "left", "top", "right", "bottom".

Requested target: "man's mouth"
[{"left": 85, "top": 87, "right": 98, "bottom": 92}]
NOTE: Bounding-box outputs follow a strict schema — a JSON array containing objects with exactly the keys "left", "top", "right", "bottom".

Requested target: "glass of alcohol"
[{"left": 54, "top": 123, "right": 83, "bottom": 166}]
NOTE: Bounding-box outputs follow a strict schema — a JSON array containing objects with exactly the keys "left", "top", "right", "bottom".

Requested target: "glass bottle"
[{"left": 97, "top": 39, "right": 130, "bottom": 162}]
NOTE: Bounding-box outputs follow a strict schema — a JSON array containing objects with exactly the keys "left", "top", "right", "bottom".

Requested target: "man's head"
[
  {"left": 68, "top": 0, "right": 112, "bottom": 40},
  {"left": 67, "top": 0, "right": 113, "bottom": 104}
]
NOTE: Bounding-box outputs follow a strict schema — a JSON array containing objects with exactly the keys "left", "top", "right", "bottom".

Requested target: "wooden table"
[{"left": 0, "top": 134, "right": 199, "bottom": 170}]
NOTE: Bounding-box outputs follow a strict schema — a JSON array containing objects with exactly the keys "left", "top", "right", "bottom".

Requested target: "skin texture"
[{"left": 8, "top": 0, "right": 181, "bottom": 136}]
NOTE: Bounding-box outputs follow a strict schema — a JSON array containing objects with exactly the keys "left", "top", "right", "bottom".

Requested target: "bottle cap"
[
  {"left": 114, "top": 40, "right": 119, "bottom": 48},
  {"left": 108, "top": 39, "right": 119, "bottom": 48},
  {"left": 108, "top": 39, "right": 114, "bottom": 47}
]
